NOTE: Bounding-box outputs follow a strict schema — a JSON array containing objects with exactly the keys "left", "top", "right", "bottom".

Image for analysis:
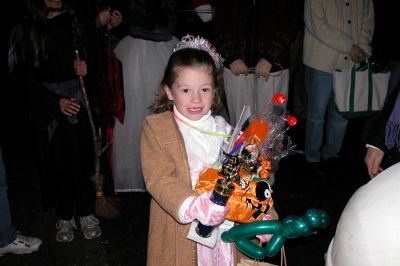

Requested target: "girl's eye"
[
  {"left": 181, "top": 88, "right": 190, "bottom": 93},
  {"left": 201, "top": 88, "right": 211, "bottom": 93}
]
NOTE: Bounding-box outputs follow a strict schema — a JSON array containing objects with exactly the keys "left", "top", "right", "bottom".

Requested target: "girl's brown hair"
[{"left": 149, "top": 48, "right": 223, "bottom": 114}]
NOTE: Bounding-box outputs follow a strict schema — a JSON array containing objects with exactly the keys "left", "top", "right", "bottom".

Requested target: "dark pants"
[{"left": 51, "top": 111, "right": 95, "bottom": 220}]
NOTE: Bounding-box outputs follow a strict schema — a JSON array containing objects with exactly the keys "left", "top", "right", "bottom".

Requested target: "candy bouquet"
[
  {"left": 190, "top": 93, "right": 329, "bottom": 260},
  {"left": 195, "top": 93, "right": 297, "bottom": 228}
]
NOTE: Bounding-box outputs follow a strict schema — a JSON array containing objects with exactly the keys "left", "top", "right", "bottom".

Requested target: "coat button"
[
  {"left": 345, "top": 56, "right": 348, "bottom": 60},
  {"left": 348, "top": 20, "right": 351, "bottom": 24},
  {"left": 346, "top": 2, "right": 349, "bottom": 6}
]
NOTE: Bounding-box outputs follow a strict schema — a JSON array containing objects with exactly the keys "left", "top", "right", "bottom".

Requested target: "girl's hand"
[
  {"left": 59, "top": 98, "right": 80, "bottom": 116},
  {"left": 184, "top": 190, "right": 229, "bottom": 226},
  {"left": 73, "top": 59, "right": 87, "bottom": 77}
]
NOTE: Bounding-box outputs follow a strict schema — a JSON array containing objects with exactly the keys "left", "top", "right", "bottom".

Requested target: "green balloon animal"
[{"left": 221, "top": 208, "right": 330, "bottom": 259}]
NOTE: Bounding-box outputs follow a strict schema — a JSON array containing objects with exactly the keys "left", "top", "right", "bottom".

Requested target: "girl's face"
[{"left": 165, "top": 66, "right": 215, "bottom": 121}]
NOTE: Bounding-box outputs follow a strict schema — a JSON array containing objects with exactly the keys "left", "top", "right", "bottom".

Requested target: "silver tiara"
[{"left": 174, "top": 35, "right": 224, "bottom": 70}]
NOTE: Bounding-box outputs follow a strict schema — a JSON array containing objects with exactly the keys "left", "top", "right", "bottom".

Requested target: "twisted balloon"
[{"left": 221, "top": 208, "right": 330, "bottom": 259}]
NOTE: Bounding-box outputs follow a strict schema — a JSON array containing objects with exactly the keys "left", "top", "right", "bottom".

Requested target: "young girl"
[{"left": 141, "top": 35, "right": 240, "bottom": 265}]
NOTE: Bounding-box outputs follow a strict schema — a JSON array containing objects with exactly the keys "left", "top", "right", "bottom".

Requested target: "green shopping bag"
[{"left": 333, "top": 58, "right": 391, "bottom": 118}]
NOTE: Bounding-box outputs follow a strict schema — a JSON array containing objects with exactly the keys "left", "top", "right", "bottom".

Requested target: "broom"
[{"left": 75, "top": 50, "right": 120, "bottom": 219}]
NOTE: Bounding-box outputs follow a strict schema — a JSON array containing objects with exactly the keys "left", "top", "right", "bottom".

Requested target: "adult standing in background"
[
  {"left": 74, "top": 0, "right": 124, "bottom": 123},
  {"left": 363, "top": 0, "right": 400, "bottom": 179},
  {"left": 361, "top": 0, "right": 400, "bottom": 144},
  {"left": 302, "top": 0, "right": 374, "bottom": 174},
  {"left": 174, "top": 0, "right": 214, "bottom": 41},
  {"left": 213, "top": 0, "right": 297, "bottom": 126},
  {"left": 364, "top": 85, "right": 400, "bottom": 179},
  {"left": 213, "top": 0, "right": 297, "bottom": 184},
  {"left": 74, "top": 0, "right": 123, "bottom": 198},
  {"left": 111, "top": 0, "right": 178, "bottom": 192},
  {"left": 370, "top": 0, "right": 400, "bottom": 101},
  {"left": 8, "top": 0, "right": 102, "bottom": 243}
]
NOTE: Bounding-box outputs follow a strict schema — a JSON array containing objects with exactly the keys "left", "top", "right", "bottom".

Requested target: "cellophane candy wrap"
[{"left": 195, "top": 93, "right": 297, "bottom": 224}]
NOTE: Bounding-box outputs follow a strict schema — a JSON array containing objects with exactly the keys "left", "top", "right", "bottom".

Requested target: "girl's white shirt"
[
  {"left": 174, "top": 107, "right": 235, "bottom": 265},
  {"left": 173, "top": 106, "right": 232, "bottom": 189}
]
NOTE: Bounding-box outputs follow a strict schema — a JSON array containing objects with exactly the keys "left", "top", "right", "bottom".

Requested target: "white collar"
[{"left": 173, "top": 106, "right": 212, "bottom": 126}]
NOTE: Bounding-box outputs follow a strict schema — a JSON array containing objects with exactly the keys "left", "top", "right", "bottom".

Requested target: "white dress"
[
  {"left": 174, "top": 107, "right": 235, "bottom": 266},
  {"left": 223, "top": 68, "right": 289, "bottom": 125},
  {"left": 112, "top": 35, "right": 178, "bottom": 192}
]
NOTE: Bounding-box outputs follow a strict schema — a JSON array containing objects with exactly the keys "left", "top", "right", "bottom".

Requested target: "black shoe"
[
  {"left": 323, "top": 156, "right": 343, "bottom": 177},
  {"left": 305, "top": 161, "right": 326, "bottom": 176}
]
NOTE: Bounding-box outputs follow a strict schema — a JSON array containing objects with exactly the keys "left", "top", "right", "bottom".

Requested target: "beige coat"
[
  {"left": 141, "top": 111, "right": 247, "bottom": 265},
  {"left": 303, "top": 0, "right": 374, "bottom": 72}
]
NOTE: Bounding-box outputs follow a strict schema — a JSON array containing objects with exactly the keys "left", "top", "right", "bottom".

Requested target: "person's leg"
[
  {"left": 0, "top": 148, "right": 42, "bottom": 255},
  {"left": 75, "top": 113, "right": 100, "bottom": 240},
  {"left": 53, "top": 121, "right": 78, "bottom": 243},
  {"left": 0, "top": 148, "right": 17, "bottom": 248},
  {"left": 72, "top": 112, "right": 95, "bottom": 218},
  {"left": 32, "top": 123, "right": 55, "bottom": 212},
  {"left": 323, "top": 93, "right": 348, "bottom": 161},
  {"left": 54, "top": 121, "right": 77, "bottom": 221},
  {"left": 304, "top": 66, "right": 332, "bottom": 162}
]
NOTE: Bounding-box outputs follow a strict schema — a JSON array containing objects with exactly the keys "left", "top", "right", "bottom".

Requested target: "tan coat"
[
  {"left": 141, "top": 111, "right": 197, "bottom": 266},
  {"left": 141, "top": 111, "right": 252, "bottom": 265},
  {"left": 303, "top": 0, "right": 374, "bottom": 72}
]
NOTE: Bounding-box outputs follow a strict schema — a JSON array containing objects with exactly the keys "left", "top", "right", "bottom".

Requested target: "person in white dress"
[{"left": 112, "top": 0, "right": 178, "bottom": 191}]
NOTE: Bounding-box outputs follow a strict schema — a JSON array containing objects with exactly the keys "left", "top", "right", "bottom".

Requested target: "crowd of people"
[{"left": 1, "top": 0, "right": 399, "bottom": 265}]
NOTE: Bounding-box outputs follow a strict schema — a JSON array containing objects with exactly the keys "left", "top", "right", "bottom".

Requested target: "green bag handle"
[
  {"left": 349, "top": 62, "right": 367, "bottom": 113},
  {"left": 349, "top": 57, "right": 390, "bottom": 112},
  {"left": 349, "top": 64, "right": 356, "bottom": 112}
]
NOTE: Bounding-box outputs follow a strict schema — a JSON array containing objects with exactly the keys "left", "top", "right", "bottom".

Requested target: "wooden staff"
[{"left": 75, "top": 50, "right": 120, "bottom": 218}]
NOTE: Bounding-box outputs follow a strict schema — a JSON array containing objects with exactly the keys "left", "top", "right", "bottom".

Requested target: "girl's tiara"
[{"left": 174, "top": 34, "right": 224, "bottom": 70}]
